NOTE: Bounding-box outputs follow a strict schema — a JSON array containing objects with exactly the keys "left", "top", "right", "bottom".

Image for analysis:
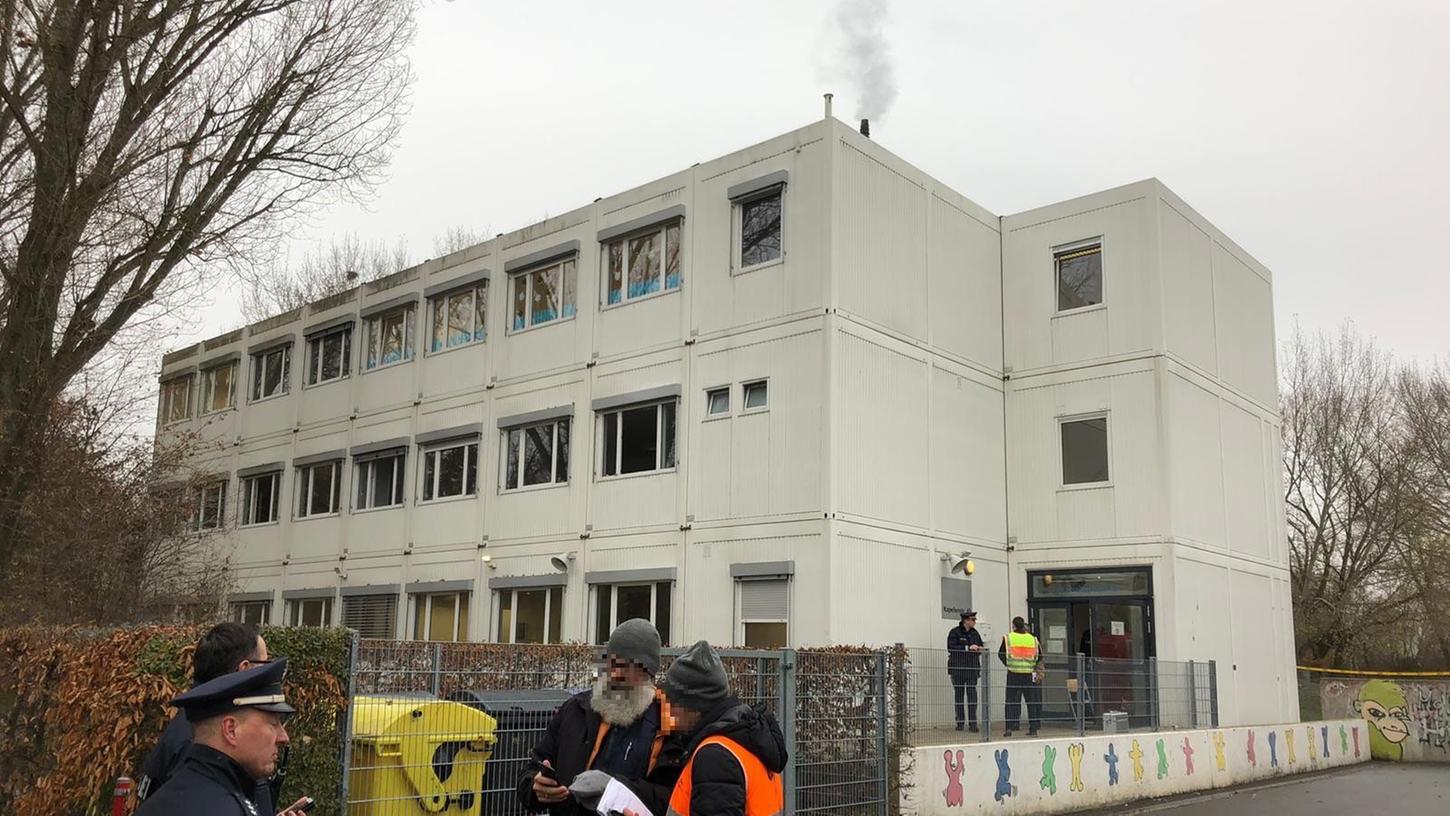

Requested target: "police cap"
[{"left": 172, "top": 658, "right": 296, "bottom": 723}]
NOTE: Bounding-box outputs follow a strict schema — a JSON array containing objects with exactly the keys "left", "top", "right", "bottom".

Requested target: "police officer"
[
  {"left": 136, "top": 659, "right": 301, "bottom": 816},
  {"left": 996, "top": 615, "right": 1043, "bottom": 737},
  {"left": 946, "top": 610, "right": 985, "bottom": 731}
]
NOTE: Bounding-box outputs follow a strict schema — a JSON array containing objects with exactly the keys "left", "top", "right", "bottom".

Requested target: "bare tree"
[
  {"left": 1282, "top": 324, "right": 1427, "bottom": 665},
  {"left": 1397, "top": 364, "right": 1450, "bottom": 665},
  {"left": 0, "top": 0, "right": 417, "bottom": 572},
  {"left": 241, "top": 232, "right": 409, "bottom": 322},
  {"left": 432, "top": 224, "right": 487, "bottom": 257}
]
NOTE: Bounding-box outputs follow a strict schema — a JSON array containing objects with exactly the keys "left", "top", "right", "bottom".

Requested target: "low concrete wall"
[
  {"left": 900, "top": 720, "right": 1364, "bottom": 816},
  {"left": 1319, "top": 677, "right": 1450, "bottom": 762}
]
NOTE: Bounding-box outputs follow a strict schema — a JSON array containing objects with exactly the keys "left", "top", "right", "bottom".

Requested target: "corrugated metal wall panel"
[
  {"left": 1167, "top": 373, "right": 1226, "bottom": 547},
  {"left": 929, "top": 367, "right": 1007, "bottom": 542},
  {"left": 836, "top": 331, "right": 929, "bottom": 526},
  {"left": 830, "top": 532, "right": 932, "bottom": 645},
  {"left": 1159, "top": 200, "right": 1218, "bottom": 375},
  {"left": 928, "top": 195, "right": 1002, "bottom": 370},
  {"left": 836, "top": 143, "right": 928, "bottom": 338},
  {"left": 1212, "top": 242, "right": 1276, "bottom": 406},
  {"left": 1222, "top": 401, "right": 1270, "bottom": 559}
]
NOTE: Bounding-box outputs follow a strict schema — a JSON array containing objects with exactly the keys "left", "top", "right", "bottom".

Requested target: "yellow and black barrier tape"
[{"left": 1297, "top": 665, "right": 1450, "bottom": 678}]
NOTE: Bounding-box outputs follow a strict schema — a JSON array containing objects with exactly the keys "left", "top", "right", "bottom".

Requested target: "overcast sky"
[{"left": 184, "top": 0, "right": 1449, "bottom": 364}]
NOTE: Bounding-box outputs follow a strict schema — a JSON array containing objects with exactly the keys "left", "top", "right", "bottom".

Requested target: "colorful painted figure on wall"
[
  {"left": 1040, "top": 745, "right": 1058, "bottom": 795},
  {"left": 1411, "top": 684, "right": 1448, "bottom": 753},
  {"left": 1212, "top": 732, "right": 1226, "bottom": 772},
  {"left": 1285, "top": 728, "right": 1296, "bottom": 765},
  {"left": 1181, "top": 736, "right": 1196, "bottom": 775},
  {"left": 1320, "top": 725, "right": 1330, "bottom": 758},
  {"left": 1129, "top": 740, "right": 1145, "bottom": 783},
  {"left": 1339, "top": 724, "right": 1348, "bottom": 756},
  {"left": 1246, "top": 730, "right": 1257, "bottom": 767},
  {"left": 993, "top": 749, "right": 1015, "bottom": 802},
  {"left": 1268, "top": 731, "right": 1279, "bottom": 768},
  {"left": 942, "top": 750, "right": 965, "bottom": 807},
  {"left": 1354, "top": 679, "right": 1412, "bottom": 761},
  {"left": 1305, "top": 726, "right": 1316, "bottom": 765},
  {"left": 1105, "top": 743, "right": 1120, "bottom": 786},
  {"left": 1068, "top": 743, "right": 1086, "bottom": 793},
  {"left": 1352, "top": 725, "right": 1361, "bottom": 758},
  {"left": 1155, "top": 739, "right": 1169, "bottom": 780}
]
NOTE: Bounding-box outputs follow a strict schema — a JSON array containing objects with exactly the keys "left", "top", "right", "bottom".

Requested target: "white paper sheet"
[{"left": 596, "top": 777, "right": 652, "bottom": 816}]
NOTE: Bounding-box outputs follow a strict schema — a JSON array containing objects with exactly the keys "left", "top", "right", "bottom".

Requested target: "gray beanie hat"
[
  {"left": 662, "top": 640, "right": 730, "bottom": 711},
  {"left": 607, "top": 618, "right": 662, "bottom": 676}
]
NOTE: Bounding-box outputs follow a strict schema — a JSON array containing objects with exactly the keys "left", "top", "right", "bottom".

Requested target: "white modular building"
[{"left": 156, "top": 115, "right": 1298, "bottom": 726}]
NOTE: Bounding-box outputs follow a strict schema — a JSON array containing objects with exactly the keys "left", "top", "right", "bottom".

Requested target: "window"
[
  {"left": 737, "top": 189, "right": 783, "bottom": 270},
  {"left": 496, "top": 587, "right": 563, "bottom": 644},
  {"left": 1060, "top": 416, "right": 1110, "bottom": 485},
  {"left": 364, "top": 304, "right": 416, "bottom": 370},
  {"left": 595, "top": 582, "right": 672, "bottom": 645},
  {"left": 306, "top": 325, "right": 351, "bottom": 386},
  {"left": 250, "top": 345, "right": 291, "bottom": 401},
  {"left": 510, "top": 259, "right": 577, "bottom": 331},
  {"left": 231, "top": 601, "right": 270, "bottom": 625},
  {"left": 430, "top": 283, "right": 488, "bottom": 352},
  {"left": 240, "top": 472, "right": 281, "bottom": 526},
  {"left": 605, "top": 222, "right": 682, "bottom": 306},
  {"left": 600, "top": 400, "right": 676, "bottom": 477},
  {"left": 413, "top": 592, "right": 470, "bottom": 641},
  {"left": 160, "top": 376, "right": 192, "bottom": 424},
  {"left": 738, "top": 578, "right": 789, "bottom": 648},
  {"left": 355, "top": 450, "right": 406, "bottom": 510},
  {"left": 202, "top": 363, "right": 236, "bottom": 413},
  {"left": 742, "top": 380, "right": 769, "bottom": 411},
  {"left": 287, "top": 597, "right": 333, "bottom": 627},
  {"left": 193, "top": 480, "right": 227, "bottom": 531},
  {"left": 341, "top": 593, "right": 397, "bottom": 639},
  {"left": 503, "top": 419, "right": 570, "bottom": 490},
  {"left": 296, "top": 460, "right": 342, "bottom": 518},
  {"left": 1056, "top": 243, "right": 1103, "bottom": 312},
  {"left": 705, "top": 387, "right": 730, "bottom": 417},
  {"left": 422, "top": 440, "right": 478, "bottom": 501}
]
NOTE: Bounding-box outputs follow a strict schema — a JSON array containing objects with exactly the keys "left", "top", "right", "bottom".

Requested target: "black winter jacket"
[
  {"left": 678, "top": 699, "right": 789, "bottom": 816},
  {"left": 517, "top": 689, "right": 688, "bottom": 816},
  {"left": 946, "top": 625, "right": 983, "bottom": 674}
]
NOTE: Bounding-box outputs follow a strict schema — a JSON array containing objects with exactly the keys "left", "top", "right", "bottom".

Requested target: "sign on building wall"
[{"left": 942, "top": 578, "right": 973, "bottom": 620}]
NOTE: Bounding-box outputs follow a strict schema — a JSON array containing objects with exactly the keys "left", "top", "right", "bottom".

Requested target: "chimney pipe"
[
  {"left": 859, "top": 118, "right": 870, "bottom": 138},
  {"left": 824, "top": 93, "right": 833, "bottom": 119}
]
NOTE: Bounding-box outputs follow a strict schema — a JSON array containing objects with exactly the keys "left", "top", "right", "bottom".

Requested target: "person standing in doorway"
[
  {"left": 997, "top": 616, "right": 1043, "bottom": 737},
  {"left": 946, "top": 610, "right": 985, "bottom": 731}
]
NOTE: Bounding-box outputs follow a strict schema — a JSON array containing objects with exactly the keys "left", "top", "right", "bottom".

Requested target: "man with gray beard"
[{"left": 518, "top": 619, "right": 686, "bottom": 816}]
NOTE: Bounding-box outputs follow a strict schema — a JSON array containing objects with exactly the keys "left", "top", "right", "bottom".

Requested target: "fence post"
[
  {"left": 1186, "top": 659, "right": 1198, "bottom": 729},
  {"left": 1075, "top": 653, "right": 1086, "bottom": 737},
  {"left": 779, "top": 648, "right": 797, "bottom": 816},
  {"left": 432, "top": 643, "right": 443, "bottom": 696},
  {"left": 980, "top": 664, "right": 991, "bottom": 744},
  {"left": 1148, "top": 656, "right": 1159, "bottom": 730},
  {"left": 339, "top": 631, "right": 360, "bottom": 810},
  {"left": 1208, "top": 660, "right": 1220, "bottom": 728},
  {"left": 875, "top": 651, "right": 889, "bottom": 816},
  {"left": 892, "top": 643, "right": 908, "bottom": 748}
]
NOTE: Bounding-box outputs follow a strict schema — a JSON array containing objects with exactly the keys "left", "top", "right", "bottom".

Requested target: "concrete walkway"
[{"left": 1085, "top": 762, "right": 1448, "bottom": 814}]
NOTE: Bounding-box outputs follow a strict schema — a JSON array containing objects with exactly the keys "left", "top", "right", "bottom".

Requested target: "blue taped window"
[
  {"left": 510, "top": 258, "right": 577, "bottom": 331},
  {"left": 429, "top": 282, "right": 488, "bottom": 353},
  {"left": 605, "top": 221, "right": 681, "bottom": 307}
]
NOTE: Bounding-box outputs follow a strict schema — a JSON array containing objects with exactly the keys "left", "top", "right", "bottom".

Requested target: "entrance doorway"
[{"left": 1028, "top": 568, "right": 1155, "bottom": 728}]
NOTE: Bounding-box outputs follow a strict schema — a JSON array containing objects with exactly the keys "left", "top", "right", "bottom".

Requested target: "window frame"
[
  {"left": 508, "top": 257, "right": 578, "bottom": 334},
  {"left": 287, "top": 597, "right": 333, "bottom": 627},
  {"left": 1053, "top": 238, "right": 1106, "bottom": 315},
  {"left": 704, "top": 386, "right": 731, "bottom": 419},
  {"left": 239, "top": 471, "right": 282, "bottom": 527},
  {"left": 193, "top": 479, "right": 228, "bottom": 532},
  {"left": 501, "top": 418, "right": 571, "bottom": 493},
  {"left": 495, "top": 586, "right": 564, "bottom": 644},
  {"left": 250, "top": 344, "right": 292, "bottom": 402},
  {"left": 160, "top": 375, "right": 193, "bottom": 425},
  {"left": 419, "top": 439, "right": 479, "bottom": 503},
  {"left": 295, "top": 460, "right": 343, "bottom": 520},
  {"left": 735, "top": 577, "right": 790, "bottom": 648},
  {"left": 201, "top": 362, "right": 237, "bottom": 415},
  {"left": 1058, "top": 412, "right": 1112, "bottom": 488},
  {"left": 601, "top": 220, "right": 684, "bottom": 309},
  {"left": 741, "top": 379, "right": 770, "bottom": 413},
  {"left": 593, "top": 581, "right": 673, "bottom": 646},
  {"left": 305, "top": 325, "right": 353, "bottom": 387},
  {"left": 412, "top": 591, "right": 471, "bottom": 642},
  {"left": 428, "top": 282, "right": 489, "bottom": 355},
  {"left": 597, "top": 399, "right": 678, "bottom": 479},
  {"left": 733, "top": 186, "right": 785, "bottom": 275},
  {"left": 363, "top": 304, "right": 417, "bottom": 372},
  {"left": 354, "top": 450, "right": 407, "bottom": 512},
  {"left": 231, "top": 601, "right": 270, "bottom": 625}
]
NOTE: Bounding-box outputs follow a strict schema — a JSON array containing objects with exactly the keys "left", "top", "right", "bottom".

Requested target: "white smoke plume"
[{"left": 821, "top": 0, "right": 899, "bottom": 123}]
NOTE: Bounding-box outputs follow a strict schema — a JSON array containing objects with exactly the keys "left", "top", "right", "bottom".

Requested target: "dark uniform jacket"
[
  {"left": 946, "top": 626, "right": 984, "bottom": 676},
  {"left": 517, "top": 689, "right": 687, "bottom": 816},
  {"left": 135, "top": 744, "right": 265, "bottom": 816},
  {"left": 677, "top": 700, "right": 788, "bottom": 816},
  {"left": 138, "top": 714, "right": 277, "bottom": 813}
]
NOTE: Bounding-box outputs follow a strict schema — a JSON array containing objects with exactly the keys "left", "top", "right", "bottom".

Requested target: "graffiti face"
[{"left": 1353, "top": 679, "right": 1412, "bottom": 761}]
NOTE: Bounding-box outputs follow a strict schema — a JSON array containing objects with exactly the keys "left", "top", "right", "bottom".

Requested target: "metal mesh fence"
[
  {"left": 342, "top": 640, "right": 897, "bottom": 816},
  {"left": 905, "top": 648, "right": 1217, "bottom": 745}
]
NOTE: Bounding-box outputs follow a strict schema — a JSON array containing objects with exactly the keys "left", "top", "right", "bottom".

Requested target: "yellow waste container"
[{"left": 348, "top": 695, "right": 499, "bottom": 815}]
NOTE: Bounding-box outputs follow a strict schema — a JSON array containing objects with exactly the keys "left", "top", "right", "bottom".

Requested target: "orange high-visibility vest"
[{"left": 667, "top": 735, "right": 784, "bottom": 816}]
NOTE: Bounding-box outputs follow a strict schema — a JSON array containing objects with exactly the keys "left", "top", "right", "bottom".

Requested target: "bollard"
[{"left": 112, "top": 777, "right": 133, "bottom": 816}]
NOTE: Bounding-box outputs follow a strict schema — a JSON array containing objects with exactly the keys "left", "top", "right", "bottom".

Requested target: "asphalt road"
[{"left": 1090, "top": 762, "right": 1448, "bottom": 814}]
